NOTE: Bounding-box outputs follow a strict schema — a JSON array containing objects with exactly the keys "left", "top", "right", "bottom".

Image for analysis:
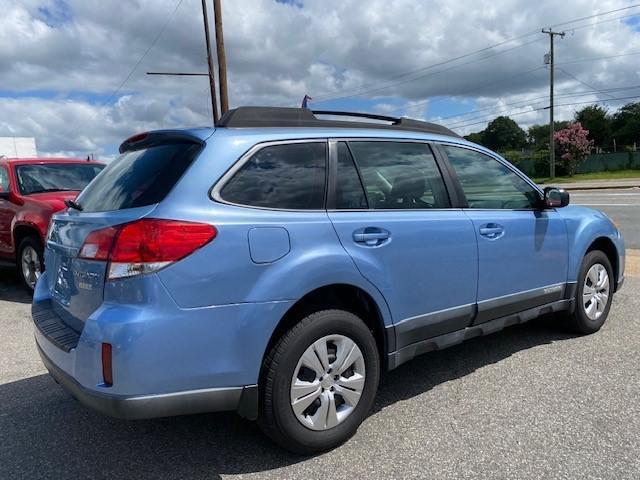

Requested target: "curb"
[{"left": 540, "top": 183, "right": 640, "bottom": 191}]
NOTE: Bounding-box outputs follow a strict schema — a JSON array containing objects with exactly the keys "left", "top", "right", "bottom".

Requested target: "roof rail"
[{"left": 216, "top": 106, "right": 460, "bottom": 137}]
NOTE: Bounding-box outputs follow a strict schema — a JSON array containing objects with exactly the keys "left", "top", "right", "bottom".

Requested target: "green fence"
[{"left": 502, "top": 151, "right": 640, "bottom": 177}]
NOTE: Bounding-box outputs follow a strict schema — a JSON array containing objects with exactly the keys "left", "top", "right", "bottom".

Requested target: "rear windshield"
[
  {"left": 76, "top": 142, "right": 202, "bottom": 213},
  {"left": 16, "top": 164, "right": 104, "bottom": 195}
]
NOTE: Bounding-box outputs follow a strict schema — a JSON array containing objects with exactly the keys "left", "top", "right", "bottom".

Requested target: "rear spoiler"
[{"left": 119, "top": 131, "right": 205, "bottom": 154}]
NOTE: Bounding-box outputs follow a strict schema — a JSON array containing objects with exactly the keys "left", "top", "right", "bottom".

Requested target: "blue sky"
[{"left": 1, "top": 0, "right": 639, "bottom": 158}]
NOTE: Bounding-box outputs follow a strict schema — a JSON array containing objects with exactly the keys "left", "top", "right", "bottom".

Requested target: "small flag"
[{"left": 301, "top": 94, "right": 312, "bottom": 109}]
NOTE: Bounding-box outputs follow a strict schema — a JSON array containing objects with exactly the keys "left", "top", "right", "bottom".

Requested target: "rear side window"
[
  {"left": 336, "top": 142, "right": 368, "bottom": 209},
  {"left": 77, "top": 142, "right": 202, "bottom": 213},
  {"left": 348, "top": 141, "right": 449, "bottom": 209},
  {"left": 220, "top": 142, "right": 326, "bottom": 209}
]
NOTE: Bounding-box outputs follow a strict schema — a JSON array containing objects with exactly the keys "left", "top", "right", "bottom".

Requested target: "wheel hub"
[
  {"left": 583, "top": 263, "right": 610, "bottom": 321},
  {"left": 290, "top": 334, "right": 366, "bottom": 431}
]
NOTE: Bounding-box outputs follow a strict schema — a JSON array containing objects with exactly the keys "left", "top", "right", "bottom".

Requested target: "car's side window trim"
[
  {"left": 211, "top": 138, "right": 329, "bottom": 212},
  {"left": 327, "top": 137, "right": 455, "bottom": 212},
  {"left": 436, "top": 141, "right": 544, "bottom": 211}
]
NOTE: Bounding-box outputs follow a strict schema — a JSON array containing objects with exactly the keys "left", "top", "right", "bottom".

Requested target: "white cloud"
[{"left": 0, "top": 0, "right": 639, "bottom": 155}]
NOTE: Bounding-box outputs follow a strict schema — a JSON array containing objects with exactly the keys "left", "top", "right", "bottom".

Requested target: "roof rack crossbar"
[{"left": 216, "top": 107, "right": 460, "bottom": 138}]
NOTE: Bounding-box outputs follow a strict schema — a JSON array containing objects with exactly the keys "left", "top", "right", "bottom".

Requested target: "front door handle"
[
  {"left": 353, "top": 228, "right": 391, "bottom": 247},
  {"left": 479, "top": 223, "right": 505, "bottom": 239}
]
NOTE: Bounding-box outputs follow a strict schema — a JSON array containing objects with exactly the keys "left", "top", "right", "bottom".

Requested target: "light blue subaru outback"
[{"left": 33, "top": 107, "right": 624, "bottom": 453}]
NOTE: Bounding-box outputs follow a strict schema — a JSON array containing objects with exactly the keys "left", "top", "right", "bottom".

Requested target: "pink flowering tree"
[{"left": 553, "top": 122, "right": 593, "bottom": 176}]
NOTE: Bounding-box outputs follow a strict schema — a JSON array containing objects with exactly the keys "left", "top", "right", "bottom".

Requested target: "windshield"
[
  {"left": 16, "top": 164, "right": 104, "bottom": 195},
  {"left": 75, "top": 142, "right": 202, "bottom": 213}
]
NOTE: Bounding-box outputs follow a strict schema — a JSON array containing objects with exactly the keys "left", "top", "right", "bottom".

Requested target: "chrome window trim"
[{"left": 210, "top": 138, "right": 329, "bottom": 212}]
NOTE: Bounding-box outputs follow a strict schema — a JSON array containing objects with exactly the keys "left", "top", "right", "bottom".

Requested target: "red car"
[{"left": 0, "top": 158, "right": 104, "bottom": 290}]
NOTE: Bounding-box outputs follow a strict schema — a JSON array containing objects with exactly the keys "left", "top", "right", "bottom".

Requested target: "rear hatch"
[{"left": 43, "top": 132, "right": 205, "bottom": 331}]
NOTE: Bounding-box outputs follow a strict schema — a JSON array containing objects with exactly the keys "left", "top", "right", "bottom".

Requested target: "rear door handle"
[
  {"left": 479, "top": 223, "right": 505, "bottom": 239},
  {"left": 353, "top": 228, "right": 390, "bottom": 247}
]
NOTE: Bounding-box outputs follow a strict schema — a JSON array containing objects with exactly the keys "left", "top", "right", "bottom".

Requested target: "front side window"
[
  {"left": 16, "top": 164, "right": 104, "bottom": 196},
  {"left": 347, "top": 141, "right": 449, "bottom": 209},
  {"left": 443, "top": 145, "right": 540, "bottom": 209},
  {"left": 221, "top": 142, "right": 326, "bottom": 209}
]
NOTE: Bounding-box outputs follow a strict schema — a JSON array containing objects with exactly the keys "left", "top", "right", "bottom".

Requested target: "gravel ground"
[{"left": 1, "top": 268, "right": 638, "bottom": 480}]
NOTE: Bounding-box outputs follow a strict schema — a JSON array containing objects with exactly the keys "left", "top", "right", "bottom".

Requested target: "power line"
[
  {"left": 313, "top": 38, "right": 544, "bottom": 104},
  {"left": 386, "top": 66, "right": 546, "bottom": 115},
  {"left": 443, "top": 84, "right": 640, "bottom": 126},
  {"left": 104, "top": 0, "right": 185, "bottom": 105},
  {"left": 550, "top": 5, "right": 640, "bottom": 28},
  {"left": 393, "top": 47, "right": 640, "bottom": 120},
  {"left": 310, "top": 5, "right": 640, "bottom": 105},
  {"left": 450, "top": 94, "right": 640, "bottom": 130},
  {"left": 556, "top": 67, "right": 617, "bottom": 100}
]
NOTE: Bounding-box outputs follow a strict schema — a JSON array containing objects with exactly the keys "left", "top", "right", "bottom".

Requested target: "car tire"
[
  {"left": 258, "top": 309, "right": 380, "bottom": 454},
  {"left": 567, "top": 250, "right": 614, "bottom": 334},
  {"left": 18, "top": 235, "right": 44, "bottom": 293}
]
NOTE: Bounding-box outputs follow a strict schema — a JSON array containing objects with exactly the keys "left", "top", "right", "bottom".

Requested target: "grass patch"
[{"left": 533, "top": 169, "right": 640, "bottom": 184}]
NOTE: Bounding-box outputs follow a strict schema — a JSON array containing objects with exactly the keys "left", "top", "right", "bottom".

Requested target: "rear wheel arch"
[
  {"left": 13, "top": 224, "right": 42, "bottom": 256},
  {"left": 263, "top": 284, "right": 390, "bottom": 373}
]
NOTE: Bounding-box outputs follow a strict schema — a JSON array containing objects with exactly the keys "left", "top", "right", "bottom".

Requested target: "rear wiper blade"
[{"left": 64, "top": 199, "right": 83, "bottom": 211}]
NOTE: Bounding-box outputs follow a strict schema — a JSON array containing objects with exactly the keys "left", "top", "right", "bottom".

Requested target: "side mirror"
[
  {"left": 543, "top": 187, "right": 570, "bottom": 208},
  {"left": 0, "top": 190, "right": 10, "bottom": 200}
]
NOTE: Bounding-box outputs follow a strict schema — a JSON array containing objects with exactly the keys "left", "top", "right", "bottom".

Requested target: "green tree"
[
  {"left": 527, "top": 121, "right": 569, "bottom": 150},
  {"left": 482, "top": 116, "right": 527, "bottom": 151},
  {"left": 574, "top": 105, "right": 611, "bottom": 150},
  {"left": 463, "top": 131, "right": 484, "bottom": 145},
  {"left": 611, "top": 102, "right": 640, "bottom": 147}
]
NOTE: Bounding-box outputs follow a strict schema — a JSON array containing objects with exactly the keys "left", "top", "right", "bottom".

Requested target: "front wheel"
[
  {"left": 567, "top": 250, "right": 614, "bottom": 334},
  {"left": 258, "top": 309, "right": 380, "bottom": 454},
  {"left": 18, "top": 236, "right": 44, "bottom": 293}
]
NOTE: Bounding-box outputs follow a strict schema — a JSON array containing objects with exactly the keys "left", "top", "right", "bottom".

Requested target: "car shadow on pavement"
[
  {"left": 0, "top": 315, "right": 575, "bottom": 479},
  {"left": 0, "top": 267, "right": 31, "bottom": 304}
]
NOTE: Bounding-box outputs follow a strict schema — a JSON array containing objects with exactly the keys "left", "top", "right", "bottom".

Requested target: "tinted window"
[
  {"left": 16, "top": 164, "right": 104, "bottom": 195},
  {"left": 444, "top": 146, "right": 540, "bottom": 209},
  {"left": 77, "top": 142, "right": 201, "bottom": 213},
  {"left": 348, "top": 141, "right": 449, "bottom": 209},
  {"left": 221, "top": 142, "right": 326, "bottom": 209},
  {"left": 0, "top": 167, "right": 9, "bottom": 192},
  {"left": 336, "top": 142, "right": 367, "bottom": 209}
]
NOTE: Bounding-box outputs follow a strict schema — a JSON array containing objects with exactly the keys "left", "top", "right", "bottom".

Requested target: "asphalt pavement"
[
  {"left": 0, "top": 185, "right": 638, "bottom": 479},
  {"left": 1, "top": 265, "right": 639, "bottom": 479},
  {"left": 571, "top": 187, "right": 640, "bottom": 249}
]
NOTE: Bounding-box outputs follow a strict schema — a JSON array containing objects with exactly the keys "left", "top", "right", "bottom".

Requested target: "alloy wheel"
[{"left": 21, "top": 245, "right": 42, "bottom": 289}]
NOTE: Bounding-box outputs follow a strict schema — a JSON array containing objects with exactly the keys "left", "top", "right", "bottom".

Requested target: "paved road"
[
  {"left": 571, "top": 188, "right": 640, "bottom": 248},
  {"left": 1, "top": 268, "right": 639, "bottom": 479}
]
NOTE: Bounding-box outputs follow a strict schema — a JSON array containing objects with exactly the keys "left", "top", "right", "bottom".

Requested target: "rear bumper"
[{"left": 37, "top": 341, "right": 258, "bottom": 420}]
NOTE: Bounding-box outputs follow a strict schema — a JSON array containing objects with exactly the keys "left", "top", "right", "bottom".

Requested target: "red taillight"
[
  {"left": 79, "top": 226, "right": 119, "bottom": 260},
  {"left": 79, "top": 219, "right": 217, "bottom": 279},
  {"left": 102, "top": 342, "right": 113, "bottom": 386}
]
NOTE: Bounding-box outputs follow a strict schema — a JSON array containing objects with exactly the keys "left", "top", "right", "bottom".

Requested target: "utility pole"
[
  {"left": 542, "top": 28, "right": 565, "bottom": 179},
  {"left": 147, "top": 1, "right": 220, "bottom": 124},
  {"left": 201, "top": 0, "right": 219, "bottom": 123},
  {"left": 213, "top": 0, "right": 229, "bottom": 114}
]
